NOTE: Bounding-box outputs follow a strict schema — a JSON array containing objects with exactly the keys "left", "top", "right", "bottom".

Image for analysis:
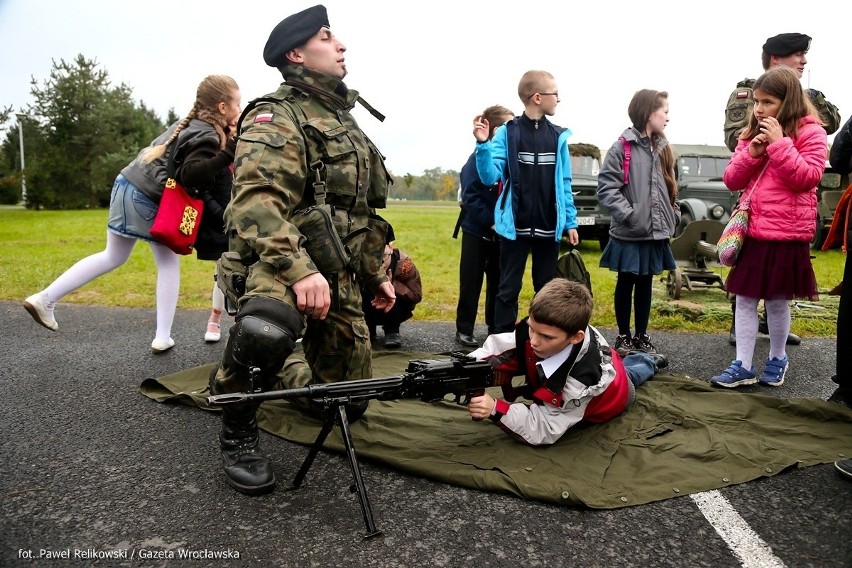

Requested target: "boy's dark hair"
[
  {"left": 529, "top": 279, "right": 593, "bottom": 335},
  {"left": 481, "top": 105, "right": 514, "bottom": 140}
]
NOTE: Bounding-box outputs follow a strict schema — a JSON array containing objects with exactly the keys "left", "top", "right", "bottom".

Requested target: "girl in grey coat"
[{"left": 597, "top": 89, "right": 680, "bottom": 356}]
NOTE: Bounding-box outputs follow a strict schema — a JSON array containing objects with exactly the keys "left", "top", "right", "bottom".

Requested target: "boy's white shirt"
[{"left": 538, "top": 342, "right": 574, "bottom": 378}]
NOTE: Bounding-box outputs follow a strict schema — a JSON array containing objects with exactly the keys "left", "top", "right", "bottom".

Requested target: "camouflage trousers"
[{"left": 212, "top": 262, "right": 372, "bottom": 396}]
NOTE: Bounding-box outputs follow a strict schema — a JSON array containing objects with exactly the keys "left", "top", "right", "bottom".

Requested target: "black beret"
[
  {"left": 263, "top": 5, "right": 330, "bottom": 67},
  {"left": 762, "top": 33, "right": 811, "bottom": 56}
]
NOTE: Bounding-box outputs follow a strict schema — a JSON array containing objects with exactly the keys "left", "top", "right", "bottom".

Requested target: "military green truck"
[
  {"left": 672, "top": 145, "right": 847, "bottom": 248},
  {"left": 569, "top": 143, "right": 609, "bottom": 249},
  {"left": 672, "top": 144, "right": 736, "bottom": 236}
]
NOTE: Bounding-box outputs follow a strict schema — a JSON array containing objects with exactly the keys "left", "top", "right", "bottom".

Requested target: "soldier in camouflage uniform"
[
  {"left": 724, "top": 33, "right": 840, "bottom": 152},
  {"left": 209, "top": 4, "right": 396, "bottom": 496},
  {"left": 723, "top": 32, "right": 841, "bottom": 348}
]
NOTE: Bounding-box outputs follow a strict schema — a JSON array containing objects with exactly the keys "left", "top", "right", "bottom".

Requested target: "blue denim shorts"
[{"left": 107, "top": 174, "right": 158, "bottom": 242}]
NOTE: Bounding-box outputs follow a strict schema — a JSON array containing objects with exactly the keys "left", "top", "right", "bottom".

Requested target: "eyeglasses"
[{"left": 528, "top": 92, "right": 559, "bottom": 100}]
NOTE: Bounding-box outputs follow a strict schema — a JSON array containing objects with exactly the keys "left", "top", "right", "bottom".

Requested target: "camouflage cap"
[
  {"left": 263, "top": 5, "right": 330, "bottom": 67},
  {"left": 762, "top": 33, "right": 811, "bottom": 56}
]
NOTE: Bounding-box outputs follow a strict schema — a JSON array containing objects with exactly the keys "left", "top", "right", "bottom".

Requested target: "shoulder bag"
[
  {"left": 150, "top": 141, "right": 205, "bottom": 255},
  {"left": 716, "top": 162, "right": 767, "bottom": 267}
]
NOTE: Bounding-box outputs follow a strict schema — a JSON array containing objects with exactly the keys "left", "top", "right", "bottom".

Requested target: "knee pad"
[{"left": 223, "top": 296, "right": 303, "bottom": 381}]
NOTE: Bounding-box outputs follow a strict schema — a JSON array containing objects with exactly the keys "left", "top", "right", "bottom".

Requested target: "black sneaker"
[
  {"left": 613, "top": 334, "right": 633, "bottom": 356},
  {"left": 384, "top": 332, "right": 402, "bottom": 349},
  {"left": 828, "top": 387, "right": 852, "bottom": 410},
  {"left": 632, "top": 333, "right": 657, "bottom": 354}
]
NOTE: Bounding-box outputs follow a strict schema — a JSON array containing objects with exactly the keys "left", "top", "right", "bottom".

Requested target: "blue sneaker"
[
  {"left": 759, "top": 355, "right": 788, "bottom": 387},
  {"left": 710, "top": 360, "right": 757, "bottom": 388}
]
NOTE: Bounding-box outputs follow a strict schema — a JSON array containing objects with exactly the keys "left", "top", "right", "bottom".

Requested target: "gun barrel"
[
  {"left": 206, "top": 393, "right": 250, "bottom": 405},
  {"left": 206, "top": 356, "right": 501, "bottom": 407},
  {"left": 206, "top": 376, "right": 408, "bottom": 406}
]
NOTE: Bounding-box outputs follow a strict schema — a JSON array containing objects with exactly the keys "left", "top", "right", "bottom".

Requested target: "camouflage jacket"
[
  {"left": 724, "top": 77, "right": 841, "bottom": 152},
  {"left": 226, "top": 64, "right": 392, "bottom": 292}
]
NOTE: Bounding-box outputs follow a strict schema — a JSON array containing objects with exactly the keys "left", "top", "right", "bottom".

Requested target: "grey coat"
[
  {"left": 597, "top": 127, "right": 680, "bottom": 241},
  {"left": 120, "top": 119, "right": 220, "bottom": 203}
]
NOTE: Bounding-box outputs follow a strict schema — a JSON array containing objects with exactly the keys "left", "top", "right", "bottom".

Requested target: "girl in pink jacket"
[{"left": 711, "top": 67, "right": 827, "bottom": 389}]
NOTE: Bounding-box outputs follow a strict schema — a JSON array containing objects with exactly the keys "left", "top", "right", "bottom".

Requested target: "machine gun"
[{"left": 207, "top": 352, "right": 513, "bottom": 538}]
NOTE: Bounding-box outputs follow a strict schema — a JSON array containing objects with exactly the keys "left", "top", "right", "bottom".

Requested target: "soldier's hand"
[
  {"left": 371, "top": 281, "right": 396, "bottom": 313},
  {"left": 292, "top": 273, "right": 331, "bottom": 320}
]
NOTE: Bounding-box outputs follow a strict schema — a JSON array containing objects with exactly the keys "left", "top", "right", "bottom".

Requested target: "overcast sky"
[{"left": 1, "top": 0, "right": 849, "bottom": 176}]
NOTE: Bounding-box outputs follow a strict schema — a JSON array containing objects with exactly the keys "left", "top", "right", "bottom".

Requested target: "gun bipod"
[{"left": 292, "top": 402, "right": 383, "bottom": 539}]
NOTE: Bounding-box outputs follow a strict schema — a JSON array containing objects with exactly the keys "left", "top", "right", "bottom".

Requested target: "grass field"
[{"left": 1, "top": 203, "right": 844, "bottom": 337}]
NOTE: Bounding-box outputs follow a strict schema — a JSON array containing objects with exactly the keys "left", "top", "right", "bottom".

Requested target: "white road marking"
[{"left": 692, "top": 490, "right": 786, "bottom": 568}]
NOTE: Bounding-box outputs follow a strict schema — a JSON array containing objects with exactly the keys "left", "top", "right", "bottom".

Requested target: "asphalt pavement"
[{"left": 2, "top": 301, "right": 851, "bottom": 567}]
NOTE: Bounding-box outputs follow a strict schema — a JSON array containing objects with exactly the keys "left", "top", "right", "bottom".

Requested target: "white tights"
[
  {"left": 44, "top": 231, "right": 180, "bottom": 341},
  {"left": 735, "top": 296, "right": 790, "bottom": 370}
]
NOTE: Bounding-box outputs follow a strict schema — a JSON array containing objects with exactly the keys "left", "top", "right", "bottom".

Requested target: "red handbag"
[{"left": 149, "top": 143, "right": 204, "bottom": 255}]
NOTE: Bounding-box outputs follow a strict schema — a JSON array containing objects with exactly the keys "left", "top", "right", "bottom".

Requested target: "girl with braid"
[
  {"left": 597, "top": 89, "right": 680, "bottom": 356},
  {"left": 24, "top": 75, "right": 241, "bottom": 354}
]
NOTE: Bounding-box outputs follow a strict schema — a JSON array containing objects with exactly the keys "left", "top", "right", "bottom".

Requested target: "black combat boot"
[
  {"left": 218, "top": 403, "right": 276, "bottom": 496},
  {"left": 757, "top": 312, "right": 801, "bottom": 345}
]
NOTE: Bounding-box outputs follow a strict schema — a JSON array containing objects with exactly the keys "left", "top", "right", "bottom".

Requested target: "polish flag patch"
[
  {"left": 254, "top": 112, "right": 274, "bottom": 123},
  {"left": 736, "top": 91, "right": 750, "bottom": 99}
]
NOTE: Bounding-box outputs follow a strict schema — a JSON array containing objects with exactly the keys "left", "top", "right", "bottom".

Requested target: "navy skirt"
[
  {"left": 600, "top": 238, "right": 676, "bottom": 275},
  {"left": 725, "top": 238, "right": 818, "bottom": 300}
]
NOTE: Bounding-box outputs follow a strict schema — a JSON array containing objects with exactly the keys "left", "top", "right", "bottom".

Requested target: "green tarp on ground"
[{"left": 140, "top": 350, "right": 852, "bottom": 509}]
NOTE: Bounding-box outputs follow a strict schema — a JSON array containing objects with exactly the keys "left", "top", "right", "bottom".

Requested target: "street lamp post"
[{"left": 14, "top": 113, "right": 27, "bottom": 204}]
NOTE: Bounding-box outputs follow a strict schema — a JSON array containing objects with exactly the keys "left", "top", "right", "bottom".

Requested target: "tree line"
[{"left": 0, "top": 55, "right": 460, "bottom": 210}]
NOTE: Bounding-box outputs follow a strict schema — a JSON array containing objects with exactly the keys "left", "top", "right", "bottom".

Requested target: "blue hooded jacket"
[{"left": 474, "top": 118, "right": 576, "bottom": 241}]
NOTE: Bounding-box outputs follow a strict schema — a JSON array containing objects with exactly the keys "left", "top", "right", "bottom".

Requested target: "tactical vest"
[{"left": 230, "top": 82, "right": 392, "bottom": 273}]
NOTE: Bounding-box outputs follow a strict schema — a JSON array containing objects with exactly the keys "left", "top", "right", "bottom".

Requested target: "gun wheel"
[{"left": 667, "top": 268, "right": 683, "bottom": 300}]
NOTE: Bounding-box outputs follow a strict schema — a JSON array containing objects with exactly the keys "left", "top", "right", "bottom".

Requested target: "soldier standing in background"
[
  {"left": 724, "top": 33, "right": 840, "bottom": 152},
  {"left": 209, "top": 4, "right": 396, "bottom": 496},
  {"left": 723, "top": 32, "right": 841, "bottom": 347}
]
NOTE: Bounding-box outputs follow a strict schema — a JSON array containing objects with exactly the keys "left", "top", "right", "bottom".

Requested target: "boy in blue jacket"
[{"left": 472, "top": 70, "right": 579, "bottom": 333}]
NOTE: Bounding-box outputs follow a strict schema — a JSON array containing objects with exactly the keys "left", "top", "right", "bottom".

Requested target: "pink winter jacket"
[{"left": 723, "top": 115, "right": 827, "bottom": 242}]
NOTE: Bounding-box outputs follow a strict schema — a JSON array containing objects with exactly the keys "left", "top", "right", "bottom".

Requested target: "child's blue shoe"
[
  {"left": 710, "top": 360, "right": 757, "bottom": 388},
  {"left": 759, "top": 355, "right": 788, "bottom": 387}
]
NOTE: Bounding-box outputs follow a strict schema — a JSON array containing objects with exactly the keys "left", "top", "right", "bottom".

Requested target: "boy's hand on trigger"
[
  {"left": 473, "top": 115, "right": 490, "bottom": 142},
  {"left": 468, "top": 393, "right": 496, "bottom": 421}
]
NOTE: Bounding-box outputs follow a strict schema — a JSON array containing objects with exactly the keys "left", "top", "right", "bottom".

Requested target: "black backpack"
[{"left": 555, "top": 249, "right": 593, "bottom": 296}]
